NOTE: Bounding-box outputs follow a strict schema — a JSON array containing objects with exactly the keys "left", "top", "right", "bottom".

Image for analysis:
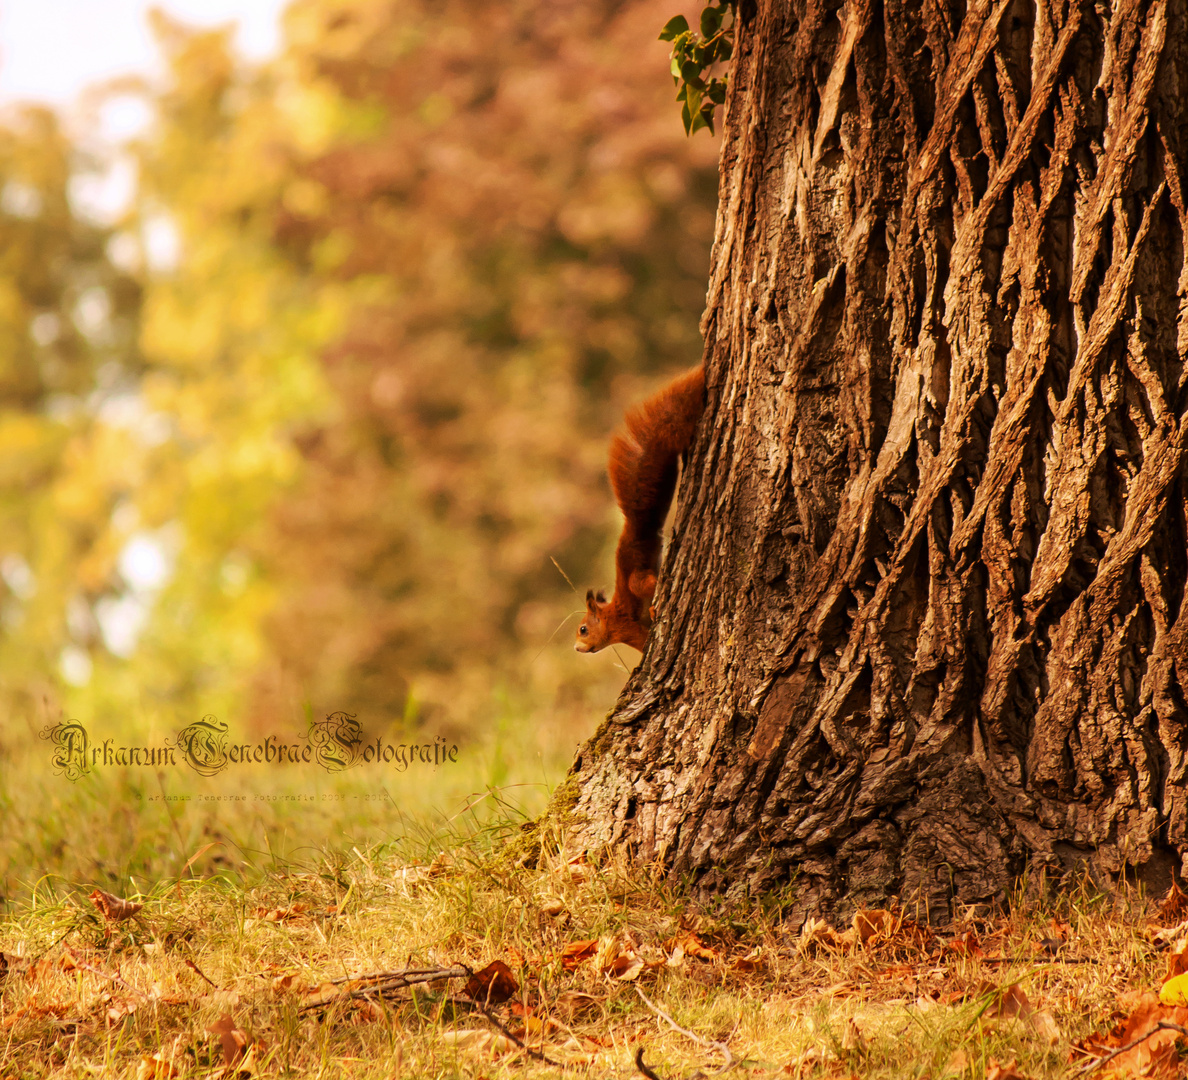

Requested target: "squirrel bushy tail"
[{"left": 575, "top": 364, "right": 705, "bottom": 654}]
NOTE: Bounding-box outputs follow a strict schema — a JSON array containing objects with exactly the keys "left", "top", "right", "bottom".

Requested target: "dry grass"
[{"left": 0, "top": 824, "right": 1182, "bottom": 1079}]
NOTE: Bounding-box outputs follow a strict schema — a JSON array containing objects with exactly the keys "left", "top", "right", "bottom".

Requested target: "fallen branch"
[
  {"left": 1080, "top": 1020, "right": 1188, "bottom": 1074},
  {"left": 635, "top": 985, "right": 734, "bottom": 1074},
  {"left": 473, "top": 1000, "right": 566, "bottom": 1069},
  {"left": 635, "top": 1046, "right": 665, "bottom": 1080},
  {"left": 300, "top": 963, "right": 472, "bottom": 1012},
  {"left": 299, "top": 962, "right": 567, "bottom": 1068},
  {"left": 66, "top": 953, "right": 149, "bottom": 1000}
]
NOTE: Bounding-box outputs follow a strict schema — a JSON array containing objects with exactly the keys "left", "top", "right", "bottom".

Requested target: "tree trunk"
[{"left": 556, "top": 0, "right": 1188, "bottom": 923}]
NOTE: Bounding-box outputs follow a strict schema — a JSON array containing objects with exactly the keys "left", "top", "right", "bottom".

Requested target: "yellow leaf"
[{"left": 1160, "top": 971, "right": 1188, "bottom": 1005}]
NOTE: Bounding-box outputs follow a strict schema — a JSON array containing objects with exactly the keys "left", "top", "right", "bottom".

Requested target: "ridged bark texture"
[{"left": 561, "top": 0, "right": 1188, "bottom": 923}]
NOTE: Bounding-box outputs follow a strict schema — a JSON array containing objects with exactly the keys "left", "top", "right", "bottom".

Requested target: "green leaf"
[
  {"left": 681, "top": 98, "right": 693, "bottom": 134},
  {"left": 671, "top": 54, "right": 684, "bottom": 79},
  {"left": 707, "top": 80, "right": 727, "bottom": 104},
  {"left": 685, "top": 85, "right": 704, "bottom": 119},
  {"left": 659, "top": 14, "right": 689, "bottom": 40},
  {"left": 690, "top": 108, "right": 711, "bottom": 134},
  {"left": 680, "top": 58, "right": 702, "bottom": 82},
  {"left": 700, "top": 7, "right": 723, "bottom": 36}
]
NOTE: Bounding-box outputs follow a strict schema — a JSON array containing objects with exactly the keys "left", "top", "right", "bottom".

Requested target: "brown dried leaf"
[
  {"left": 661, "top": 932, "right": 718, "bottom": 962},
  {"left": 463, "top": 960, "right": 519, "bottom": 1004},
  {"left": 560, "top": 939, "right": 598, "bottom": 969},
  {"left": 731, "top": 948, "right": 764, "bottom": 973},
  {"left": 106, "top": 996, "right": 139, "bottom": 1026},
  {"left": 253, "top": 903, "right": 308, "bottom": 922},
  {"left": 1159, "top": 880, "right": 1188, "bottom": 926},
  {"left": 945, "top": 931, "right": 983, "bottom": 958},
  {"left": 207, "top": 1012, "right": 249, "bottom": 1066},
  {"left": 943, "top": 1048, "right": 968, "bottom": 1075},
  {"left": 136, "top": 1048, "right": 182, "bottom": 1080},
  {"left": 985, "top": 1059, "right": 1031, "bottom": 1080},
  {"left": 799, "top": 916, "right": 846, "bottom": 953},
  {"left": 1074, "top": 994, "right": 1188, "bottom": 1078},
  {"left": 441, "top": 1028, "right": 516, "bottom": 1055},
  {"left": 90, "top": 888, "right": 143, "bottom": 922},
  {"left": 553, "top": 990, "right": 601, "bottom": 1021},
  {"left": 983, "top": 984, "right": 1060, "bottom": 1044},
  {"left": 853, "top": 908, "right": 897, "bottom": 946}
]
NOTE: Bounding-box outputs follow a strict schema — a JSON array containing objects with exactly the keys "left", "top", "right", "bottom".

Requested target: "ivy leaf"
[
  {"left": 659, "top": 14, "right": 690, "bottom": 40},
  {"left": 661, "top": 1, "right": 736, "bottom": 135}
]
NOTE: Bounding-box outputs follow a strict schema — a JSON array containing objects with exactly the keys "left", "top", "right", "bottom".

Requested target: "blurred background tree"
[{"left": 0, "top": 0, "right": 718, "bottom": 758}]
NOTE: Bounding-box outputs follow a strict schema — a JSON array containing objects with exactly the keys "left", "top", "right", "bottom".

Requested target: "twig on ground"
[
  {"left": 473, "top": 1000, "right": 566, "bottom": 1069},
  {"left": 299, "top": 963, "right": 472, "bottom": 1011},
  {"left": 1080, "top": 1020, "right": 1188, "bottom": 1074},
  {"left": 635, "top": 1046, "right": 665, "bottom": 1080},
  {"left": 298, "top": 962, "right": 566, "bottom": 1068},
  {"left": 67, "top": 954, "right": 149, "bottom": 999},
  {"left": 635, "top": 984, "right": 734, "bottom": 1073},
  {"left": 183, "top": 956, "right": 218, "bottom": 989}
]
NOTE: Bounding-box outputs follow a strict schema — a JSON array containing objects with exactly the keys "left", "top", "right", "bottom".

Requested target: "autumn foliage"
[{"left": 0, "top": 0, "right": 719, "bottom": 735}]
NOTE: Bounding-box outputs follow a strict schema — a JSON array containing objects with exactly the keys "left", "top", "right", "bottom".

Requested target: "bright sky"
[{"left": 0, "top": 0, "right": 290, "bottom": 107}]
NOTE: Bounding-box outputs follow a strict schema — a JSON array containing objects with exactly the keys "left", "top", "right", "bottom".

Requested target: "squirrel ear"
[
  {"left": 595, "top": 590, "right": 607, "bottom": 604},
  {"left": 585, "top": 588, "right": 596, "bottom": 604}
]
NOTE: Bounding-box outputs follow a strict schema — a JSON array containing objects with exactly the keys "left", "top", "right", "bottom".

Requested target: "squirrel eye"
[{"left": 579, "top": 625, "right": 587, "bottom": 635}]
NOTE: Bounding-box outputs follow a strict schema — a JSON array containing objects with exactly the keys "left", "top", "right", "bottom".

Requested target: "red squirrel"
[{"left": 575, "top": 364, "right": 705, "bottom": 654}]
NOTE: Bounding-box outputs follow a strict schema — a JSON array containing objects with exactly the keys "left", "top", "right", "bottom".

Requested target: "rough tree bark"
[{"left": 555, "top": 0, "right": 1188, "bottom": 923}]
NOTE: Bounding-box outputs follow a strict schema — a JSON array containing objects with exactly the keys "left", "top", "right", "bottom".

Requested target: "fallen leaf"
[
  {"left": 105, "top": 996, "right": 139, "bottom": 1026},
  {"left": 253, "top": 903, "right": 308, "bottom": 922},
  {"left": 732, "top": 948, "right": 764, "bottom": 973},
  {"left": 207, "top": 1012, "right": 249, "bottom": 1066},
  {"left": 1159, "top": 880, "right": 1188, "bottom": 925},
  {"left": 943, "top": 1048, "right": 968, "bottom": 1075},
  {"left": 553, "top": 990, "right": 600, "bottom": 1021},
  {"left": 90, "top": 889, "right": 143, "bottom": 922},
  {"left": 799, "top": 917, "right": 846, "bottom": 953},
  {"left": 1161, "top": 971, "right": 1188, "bottom": 1005},
  {"left": 540, "top": 896, "right": 566, "bottom": 917},
  {"left": 441, "top": 1028, "right": 516, "bottom": 1055},
  {"left": 463, "top": 961, "right": 519, "bottom": 1005},
  {"left": 945, "top": 932, "right": 983, "bottom": 958},
  {"left": 1074, "top": 994, "right": 1188, "bottom": 1077},
  {"left": 853, "top": 908, "right": 897, "bottom": 946},
  {"left": 136, "top": 1047, "right": 181, "bottom": 1080},
  {"left": 985, "top": 1059, "right": 1031, "bottom": 1080},
  {"left": 1167, "top": 950, "right": 1188, "bottom": 984},
  {"left": 661, "top": 932, "right": 718, "bottom": 962},
  {"left": 559, "top": 939, "right": 598, "bottom": 969},
  {"left": 981, "top": 984, "right": 1060, "bottom": 1044}
]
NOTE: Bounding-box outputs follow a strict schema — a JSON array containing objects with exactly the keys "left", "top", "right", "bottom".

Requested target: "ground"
[{"left": 2, "top": 825, "right": 1187, "bottom": 1080}]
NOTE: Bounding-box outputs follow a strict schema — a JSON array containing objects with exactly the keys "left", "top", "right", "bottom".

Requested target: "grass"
[
  {"left": 1, "top": 693, "right": 1184, "bottom": 1078},
  {"left": 0, "top": 817, "right": 1181, "bottom": 1079}
]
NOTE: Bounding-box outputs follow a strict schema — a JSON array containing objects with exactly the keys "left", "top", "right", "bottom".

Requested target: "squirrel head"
[{"left": 574, "top": 589, "right": 610, "bottom": 653}]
